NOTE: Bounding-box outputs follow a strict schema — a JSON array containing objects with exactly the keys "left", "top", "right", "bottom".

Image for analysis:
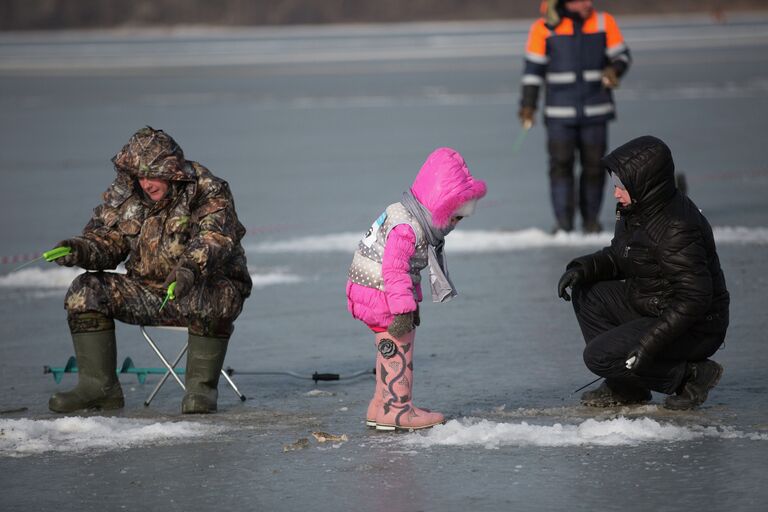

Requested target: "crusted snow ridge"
[{"left": 401, "top": 417, "right": 768, "bottom": 449}]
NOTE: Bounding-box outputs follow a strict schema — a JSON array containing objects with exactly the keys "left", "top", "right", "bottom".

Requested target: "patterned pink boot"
[
  {"left": 366, "top": 331, "right": 391, "bottom": 427},
  {"left": 374, "top": 331, "right": 445, "bottom": 431}
]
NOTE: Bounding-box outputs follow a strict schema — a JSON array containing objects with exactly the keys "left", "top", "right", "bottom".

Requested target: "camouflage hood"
[{"left": 111, "top": 126, "right": 194, "bottom": 182}]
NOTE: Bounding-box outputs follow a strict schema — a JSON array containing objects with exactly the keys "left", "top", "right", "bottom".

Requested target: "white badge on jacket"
[{"left": 361, "top": 211, "right": 387, "bottom": 249}]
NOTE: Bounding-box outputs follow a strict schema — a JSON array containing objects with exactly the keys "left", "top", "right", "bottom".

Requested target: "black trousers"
[{"left": 572, "top": 281, "right": 726, "bottom": 395}]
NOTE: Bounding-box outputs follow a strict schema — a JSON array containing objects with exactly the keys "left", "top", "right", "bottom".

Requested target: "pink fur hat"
[{"left": 410, "top": 147, "right": 487, "bottom": 228}]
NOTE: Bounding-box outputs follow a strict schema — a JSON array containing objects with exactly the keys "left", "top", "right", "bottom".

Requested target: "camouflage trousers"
[{"left": 64, "top": 271, "right": 246, "bottom": 337}]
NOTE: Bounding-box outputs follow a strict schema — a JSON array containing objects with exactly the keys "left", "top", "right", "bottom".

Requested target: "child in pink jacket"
[{"left": 346, "top": 147, "right": 487, "bottom": 431}]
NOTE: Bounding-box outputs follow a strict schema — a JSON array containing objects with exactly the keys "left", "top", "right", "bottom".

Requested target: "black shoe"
[
  {"left": 582, "top": 220, "right": 603, "bottom": 234},
  {"left": 550, "top": 221, "right": 574, "bottom": 235},
  {"left": 663, "top": 360, "right": 723, "bottom": 410},
  {"left": 580, "top": 380, "right": 652, "bottom": 407}
]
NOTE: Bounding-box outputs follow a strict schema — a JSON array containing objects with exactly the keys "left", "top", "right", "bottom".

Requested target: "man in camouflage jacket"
[{"left": 49, "top": 126, "right": 252, "bottom": 414}]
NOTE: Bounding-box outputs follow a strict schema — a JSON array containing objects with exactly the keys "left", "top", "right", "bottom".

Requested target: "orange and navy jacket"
[{"left": 520, "top": 10, "right": 631, "bottom": 125}]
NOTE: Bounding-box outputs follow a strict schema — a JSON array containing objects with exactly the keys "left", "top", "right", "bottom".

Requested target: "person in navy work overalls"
[{"left": 518, "top": 0, "right": 631, "bottom": 233}]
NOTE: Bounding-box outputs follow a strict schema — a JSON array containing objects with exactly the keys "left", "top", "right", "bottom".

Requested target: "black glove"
[
  {"left": 557, "top": 267, "right": 584, "bottom": 302},
  {"left": 413, "top": 305, "right": 421, "bottom": 327},
  {"left": 625, "top": 345, "right": 652, "bottom": 373},
  {"left": 162, "top": 260, "right": 199, "bottom": 300},
  {"left": 388, "top": 312, "right": 416, "bottom": 339},
  {"left": 53, "top": 238, "right": 89, "bottom": 267}
]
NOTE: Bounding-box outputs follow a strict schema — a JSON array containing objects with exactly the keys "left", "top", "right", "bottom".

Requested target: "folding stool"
[{"left": 139, "top": 325, "right": 246, "bottom": 406}]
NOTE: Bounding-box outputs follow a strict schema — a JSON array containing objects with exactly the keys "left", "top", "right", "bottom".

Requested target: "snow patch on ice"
[
  {"left": 247, "top": 229, "right": 610, "bottom": 253},
  {"left": 0, "top": 416, "right": 226, "bottom": 457},
  {"left": 401, "top": 417, "right": 768, "bottom": 450},
  {"left": 0, "top": 267, "right": 87, "bottom": 288},
  {"left": 711, "top": 226, "right": 768, "bottom": 244},
  {"left": 248, "top": 226, "right": 768, "bottom": 254},
  {"left": 250, "top": 270, "right": 304, "bottom": 288},
  {"left": 447, "top": 229, "right": 611, "bottom": 252},
  {"left": 304, "top": 389, "right": 335, "bottom": 397},
  {"left": 0, "top": 266, "right": 302, "bottom": 290},
  {"left": 498, "top": 404, "right": 666, "bottom": 419},
  {"left": 249, "top": 232, "right": 361, "bottom": 253}
]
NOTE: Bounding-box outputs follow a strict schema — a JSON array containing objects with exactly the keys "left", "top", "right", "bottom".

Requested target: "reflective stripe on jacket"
[{"left": 522, "top": 11, "right": 630, "bottom": 125}]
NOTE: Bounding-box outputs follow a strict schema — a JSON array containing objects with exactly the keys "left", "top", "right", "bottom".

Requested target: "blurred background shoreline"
[{"left": 2, "top": 0, "right": 767, "bottom": 31}]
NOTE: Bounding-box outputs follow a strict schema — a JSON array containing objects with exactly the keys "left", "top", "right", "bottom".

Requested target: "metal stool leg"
[
  {"left": 144, "top": 343, "right": 187, "bottom": 406},
  {"left": 220, "top": 369, "right": 246, "bottom": 401},
  {"left": 140, "top": 326, "right": 248, "bottom": 406},
  {"left": 141, "top": 326, "right": 187, "bottom": 406}
]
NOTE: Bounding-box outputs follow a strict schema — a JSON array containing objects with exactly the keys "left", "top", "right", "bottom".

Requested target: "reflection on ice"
[{"left": 401, "top": 417, "right": 768, "bottom": 450}]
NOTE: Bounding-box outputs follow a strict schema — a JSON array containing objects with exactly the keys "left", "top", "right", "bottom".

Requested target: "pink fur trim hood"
[{"left": 410, "top": 147, "right": 487, "bottom": 228}]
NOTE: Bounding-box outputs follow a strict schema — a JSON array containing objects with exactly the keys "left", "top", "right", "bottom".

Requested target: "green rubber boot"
[
  {"left": 181, "top": 334, "right": 229, "bottom": 414},
  {"left": 49, "top": 330, "right": 124, "bottom": 413}
]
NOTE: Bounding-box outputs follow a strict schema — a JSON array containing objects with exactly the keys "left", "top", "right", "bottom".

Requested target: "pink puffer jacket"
[{"left": 346, "top": 147, "right": 487, "bottom": 330}]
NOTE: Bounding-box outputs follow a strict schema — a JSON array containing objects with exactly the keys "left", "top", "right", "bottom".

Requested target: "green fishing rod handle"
[
  {"left": 166, "top": 281, "right": 177, "bottom": 301},
  {"left": 159, "top": 281, "right": 177, "bottom": 311},
  {"left": 43, "top": 246, "right": 72, "bottom": 262}
]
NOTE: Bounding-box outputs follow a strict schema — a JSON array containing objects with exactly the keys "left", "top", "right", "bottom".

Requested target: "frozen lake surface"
[{"left": 2, "top": 13, "right": 768, "bottom": 511}]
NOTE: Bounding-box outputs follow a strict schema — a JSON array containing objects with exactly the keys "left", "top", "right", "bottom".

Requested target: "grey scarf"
[{"left": 401, "top": 191, "right": 457, "bottom": 303}]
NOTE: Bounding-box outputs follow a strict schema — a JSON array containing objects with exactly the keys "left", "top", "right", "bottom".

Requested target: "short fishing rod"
[
  {"left": 572, "top": 376, "right": 603, "bottom": 395},
  {"left": 11, "top": 246, "right": 71, "bottom": 272},
  {"left": 511, "top": 120, "right": 532, "bottom": 155}
]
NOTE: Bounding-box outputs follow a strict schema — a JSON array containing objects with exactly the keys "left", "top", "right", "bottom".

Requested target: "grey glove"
[
  {"left": 162, "top": 260, "right": 199, "bottom": 300},
  {"left": 53, "top": 238, "right": 89, "bottom": 267},
  {"left": 388, "top": 312, "right": 415, "bottom": 339}
]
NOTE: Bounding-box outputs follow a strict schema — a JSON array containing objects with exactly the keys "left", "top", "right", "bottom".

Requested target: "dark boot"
[
  {"left": 181, "top": 334, "right": 229, "bottom": 414},
  {"left": 582, "top": 220, "right": 603, "bottom": 234},
  {"left": 49, "top": 330, "right": 124, "bottom": 413},
  {"left": 580, "top": 379, "right": 651, "bottom": 407},
  {"left": 550, "top": 218, "right": 574, "bottom": 234},
  {"left": 663, "top": 360, "right": 723, "bottom": 410}
]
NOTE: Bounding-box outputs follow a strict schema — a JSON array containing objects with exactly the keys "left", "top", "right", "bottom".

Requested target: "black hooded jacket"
[{"left": 568, "top": 136, "right": 729, "bottom": 355}]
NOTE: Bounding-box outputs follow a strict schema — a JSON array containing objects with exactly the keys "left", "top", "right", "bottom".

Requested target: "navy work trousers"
[{"left": 547, "top": 122, "right": 607, "bottom": 230}]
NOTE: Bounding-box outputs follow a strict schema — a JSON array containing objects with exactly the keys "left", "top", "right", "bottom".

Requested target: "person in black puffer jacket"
[{"left": 557, "top": 135, "right": 729, "bottom": 410}]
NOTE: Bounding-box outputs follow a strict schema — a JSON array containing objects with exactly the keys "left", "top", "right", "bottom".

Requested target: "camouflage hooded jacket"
[{"left": 72, "top": 127, "right": 252, "bottom": 298}]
